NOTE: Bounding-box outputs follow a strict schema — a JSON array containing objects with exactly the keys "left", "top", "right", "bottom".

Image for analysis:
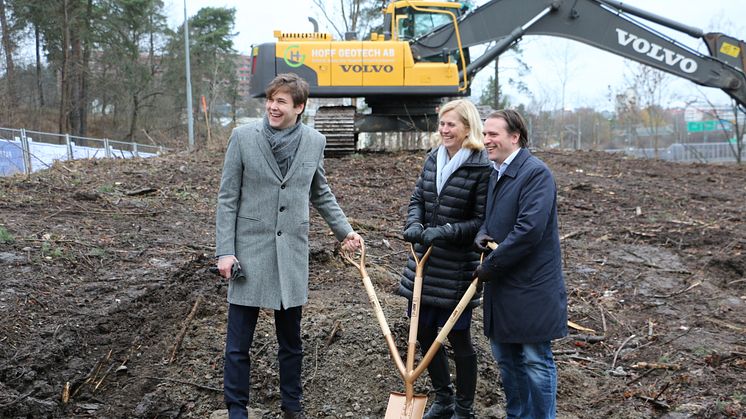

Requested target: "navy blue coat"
[
  {"left": 479, "top": 148, "right": 568, "bottom": 343},
  {"left": 399, "top": 148, "right": 492, "bottom": 309}
]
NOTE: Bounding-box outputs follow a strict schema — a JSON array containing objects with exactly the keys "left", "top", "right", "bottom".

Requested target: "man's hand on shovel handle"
[
  {"left": 474, "top": 241, "right": 499, "bottom": 283},
  {"left": 342, "top": 231, "right": 363, "bottom": 252},
  {"left": 473, "top": 263, "right": 498, "bottom": 283},
  {"left": 474, "top": 233, "right": 495, "bottom": 253}
]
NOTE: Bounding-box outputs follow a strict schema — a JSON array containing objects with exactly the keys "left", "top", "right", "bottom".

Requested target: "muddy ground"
[{"left": 0, "top": 147, "right": 744, "bottom": 419}]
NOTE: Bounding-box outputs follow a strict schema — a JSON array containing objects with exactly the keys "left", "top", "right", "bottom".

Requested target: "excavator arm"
[{"left": 411, "top": 0, "right": 746, "bottom": 108}]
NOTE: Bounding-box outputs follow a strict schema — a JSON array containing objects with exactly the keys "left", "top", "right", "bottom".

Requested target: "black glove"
[
  {"left": 473, "top": 263, "right": 498, "bottom": 283},
  {"left": 421, "top": 223, "right": 454, "bottom": 246},
  {"left": 402, "top": 223, "right": 424, "bottom": 244},
  {"left": 474, "top": 233, "right": 494, "bottom": 253}
]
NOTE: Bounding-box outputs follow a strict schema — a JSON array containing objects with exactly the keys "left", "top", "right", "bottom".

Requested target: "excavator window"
[
  {"left": 398, "top": 14, "right": 415, "bottom": 40},
  {"left": 413, "top": 12, "right": 451, "bottom": 37},
  {"left": 396, "top": 7, "right": 455, "bottom": 40}
]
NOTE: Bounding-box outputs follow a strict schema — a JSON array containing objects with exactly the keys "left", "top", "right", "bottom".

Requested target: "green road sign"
[
  {"left": 687, "top": 120, "right": 731, "bottom": 132},
  {"left": 687, "top": 121, "right": 703, "bottom": 132}
]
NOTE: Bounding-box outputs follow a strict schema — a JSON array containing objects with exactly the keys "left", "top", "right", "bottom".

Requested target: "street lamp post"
[{"left": 184, "top": 0, "right": 194, "bottom": 150}]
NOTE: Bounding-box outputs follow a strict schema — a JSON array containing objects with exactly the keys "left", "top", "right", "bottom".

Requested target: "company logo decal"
[
  {"left": 615, "top": 28, "right": 697, "bottom": 74},
  {"left": 283, "top": 45, "right": 305, "bottom": 68},
  {"left": 340, "top": 64, "right": 394, "bottom": 73}
]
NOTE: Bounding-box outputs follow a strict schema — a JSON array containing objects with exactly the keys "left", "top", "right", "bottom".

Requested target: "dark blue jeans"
[
  {"left": 224, "top": 304, "right": 303, "bottom": 418},
  {"left": 490, "top": 340, "right": 557, "bottom": 419}
]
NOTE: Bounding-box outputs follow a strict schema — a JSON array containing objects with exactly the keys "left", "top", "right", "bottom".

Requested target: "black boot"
[
  {"left": 451, "top": 353, "right": 477, "bottom": 419},
  {"left": 423, "top": 347, "right": 454, "bottom": 419},
  {"left": 283, "top": 410, "right": 306, "bottom": 419}
]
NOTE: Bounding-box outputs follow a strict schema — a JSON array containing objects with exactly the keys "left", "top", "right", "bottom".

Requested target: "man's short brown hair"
[
  {"left": 486, "top": 109, "right": 529, "bottom": 148},
  {"left": 265, "top": 73, "right": 310, "bottom": 112}
]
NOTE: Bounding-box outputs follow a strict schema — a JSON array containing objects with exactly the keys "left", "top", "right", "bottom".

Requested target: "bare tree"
[
  {"left": 310, "top": 0, "right": 381, "bottom": 40},
  {"left": 730, "top": 105, "right": 745, "bottom": 164},
  {"left": 693, "top": 89, "right": 745, "bottom": 164},
  {"left": 615, "top": 87, "right": 640, "bottom": 149},
  {"left": 542, "top": 39, "right": 578, "bottom": 149},
  {"left": 478, "top": 42, "right": 530, "bottom": 110},
  {"left": 624, "top": 62, "right": 670, "bottom": 157},
  {"left": 53, "top": 0, "right": 92, "bottom": 136}
]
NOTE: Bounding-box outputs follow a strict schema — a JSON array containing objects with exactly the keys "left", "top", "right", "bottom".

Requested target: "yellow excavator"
[{"left": 249, "top": 0, "right": 746, "bottom": 154}]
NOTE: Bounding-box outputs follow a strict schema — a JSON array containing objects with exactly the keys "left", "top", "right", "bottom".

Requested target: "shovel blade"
[{"left": 384, "top": 392, "right": 427, "bottom": 419}]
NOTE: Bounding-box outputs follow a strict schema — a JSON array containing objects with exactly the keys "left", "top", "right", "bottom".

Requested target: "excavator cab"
[
  {"left": 392, "top": 4, "right": 470, "bottom": 66},
  {"left": 383, "top": 1, "right": 467, "bottom": 39},
  {"left": 382, "top": 1, "right": 471, "bottom": 87},
  {"left": 384, "top": 1, "right": 467, "bottom": 47}
]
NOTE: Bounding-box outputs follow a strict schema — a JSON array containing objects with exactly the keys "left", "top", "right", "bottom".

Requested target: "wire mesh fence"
[
  {"left": 606, "top": 141, "right": 741, "bottom": 163},
  {"left": 0, "top": 127, "right": 167, "bottom": 176}
]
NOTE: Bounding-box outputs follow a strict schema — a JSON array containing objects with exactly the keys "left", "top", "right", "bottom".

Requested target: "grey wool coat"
[{"left": 215, "top": 121, "right": 353, "bottom": 310}]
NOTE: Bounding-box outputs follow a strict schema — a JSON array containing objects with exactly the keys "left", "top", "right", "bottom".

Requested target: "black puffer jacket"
[{"left": 399, "top": 148, "right": 492, "bottom": 309}]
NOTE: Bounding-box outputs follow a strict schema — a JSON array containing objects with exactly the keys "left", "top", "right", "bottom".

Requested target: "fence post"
[
  {"left": 65, "top": 134, "right": 73, "bottom": 160},
  {"left": 133, "top": 142, "right": 139, "bottom": 158},
  {"left": 104, "top": 138, "right": 111, "bottom": 158},
  {"left": 20, "top": 128, "right": 32, "bottom": 175}
]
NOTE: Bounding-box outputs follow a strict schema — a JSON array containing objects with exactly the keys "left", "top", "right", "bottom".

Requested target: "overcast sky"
[{"left": 165, "top": 0, "right": 745, "bottom": 110}]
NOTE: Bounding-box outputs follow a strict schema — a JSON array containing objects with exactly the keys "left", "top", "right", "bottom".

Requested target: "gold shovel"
[
  {"left": 343, "top": 243, "right": 430, "bottom": 418},
  {"left": 404, "top": 242, "right": 498, "bottom": 416},
  {"left": 346, "top": 241, "right": 490, "bottom": 418},
  {"left": 343, "top": 241, "right": 498, "bottom": 419}
]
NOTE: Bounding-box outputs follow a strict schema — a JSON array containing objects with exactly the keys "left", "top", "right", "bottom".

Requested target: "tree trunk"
[
  {"left": 128, "top": 93, "right": 139, "bottom": 141},
  {"left": 100, "top": 66, "right": 109, "bottom": 116},
  {"left": 732, "top": 103, "right": 743, "bottom": 164},
  {"left": 149, "top": 12, "right": 156, "bottom": 75},
  {"left": 35, "top": 24, "right": 44, "bottom": 107},
  {"left": 0, "top": 0, "right": 16, "bottom": 104},
  {"left": 78, "top": 0, "right": 93, "bottom": 137},
  {"left": 69, "top": 32, "right": 81, "bottom": 135},
  {"left": 59, "top": 0, "right": 71, "bottom": 134}
]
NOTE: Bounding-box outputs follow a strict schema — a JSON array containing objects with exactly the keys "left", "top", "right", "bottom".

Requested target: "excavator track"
[{"left": 314, "top": 106, "right": 357, "bottom": 156}]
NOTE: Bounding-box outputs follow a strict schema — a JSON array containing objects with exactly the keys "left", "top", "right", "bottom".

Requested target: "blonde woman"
[{"left": 400, "top": 99, "right": 491, "bottom": 419}]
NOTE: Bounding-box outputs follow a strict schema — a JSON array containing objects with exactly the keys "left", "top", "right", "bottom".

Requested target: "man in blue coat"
[{"left": 474, "top": 109, "right": 567, "bottom": 419}]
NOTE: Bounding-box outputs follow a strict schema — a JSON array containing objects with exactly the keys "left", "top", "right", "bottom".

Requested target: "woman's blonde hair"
[{"left": 433, "top": 99, "right": 484, "bottom": 151}]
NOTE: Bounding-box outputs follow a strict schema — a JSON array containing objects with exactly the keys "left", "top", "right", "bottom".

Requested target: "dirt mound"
[{"left": 0, "top": 148, "right": 744, "bottom": 418}]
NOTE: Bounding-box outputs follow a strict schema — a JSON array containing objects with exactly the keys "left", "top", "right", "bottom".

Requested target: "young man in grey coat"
[{"left": 215, "top": 73, "right": 362, "bottom": 419}]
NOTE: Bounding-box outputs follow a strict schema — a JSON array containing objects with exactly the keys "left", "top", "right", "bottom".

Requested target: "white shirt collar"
[{"left": 494, "top": 148, "right": 521, "bottom": 179}]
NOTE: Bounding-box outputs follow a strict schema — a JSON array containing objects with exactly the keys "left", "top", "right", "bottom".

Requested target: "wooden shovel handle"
[
  {"left": 412, "top": 278, "right": 479, "bottom": 381},
  {"left": 342, "top": 243, "right": 407, "bottom": 378},
  {"left": 407, "top": 244, "right": 432, "bottom": 376},
  {"left": 412, "top": 243, "right": 497, "bottom": 381}
]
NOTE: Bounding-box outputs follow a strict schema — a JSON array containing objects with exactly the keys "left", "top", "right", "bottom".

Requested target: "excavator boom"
[{"left": 412, "top": 0, "right": 746, "bottom": 107}]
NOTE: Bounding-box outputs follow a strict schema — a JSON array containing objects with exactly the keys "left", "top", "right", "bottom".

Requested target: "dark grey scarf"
[{"left": 262, "top": 115, "right": 303, "bottom": 177}]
